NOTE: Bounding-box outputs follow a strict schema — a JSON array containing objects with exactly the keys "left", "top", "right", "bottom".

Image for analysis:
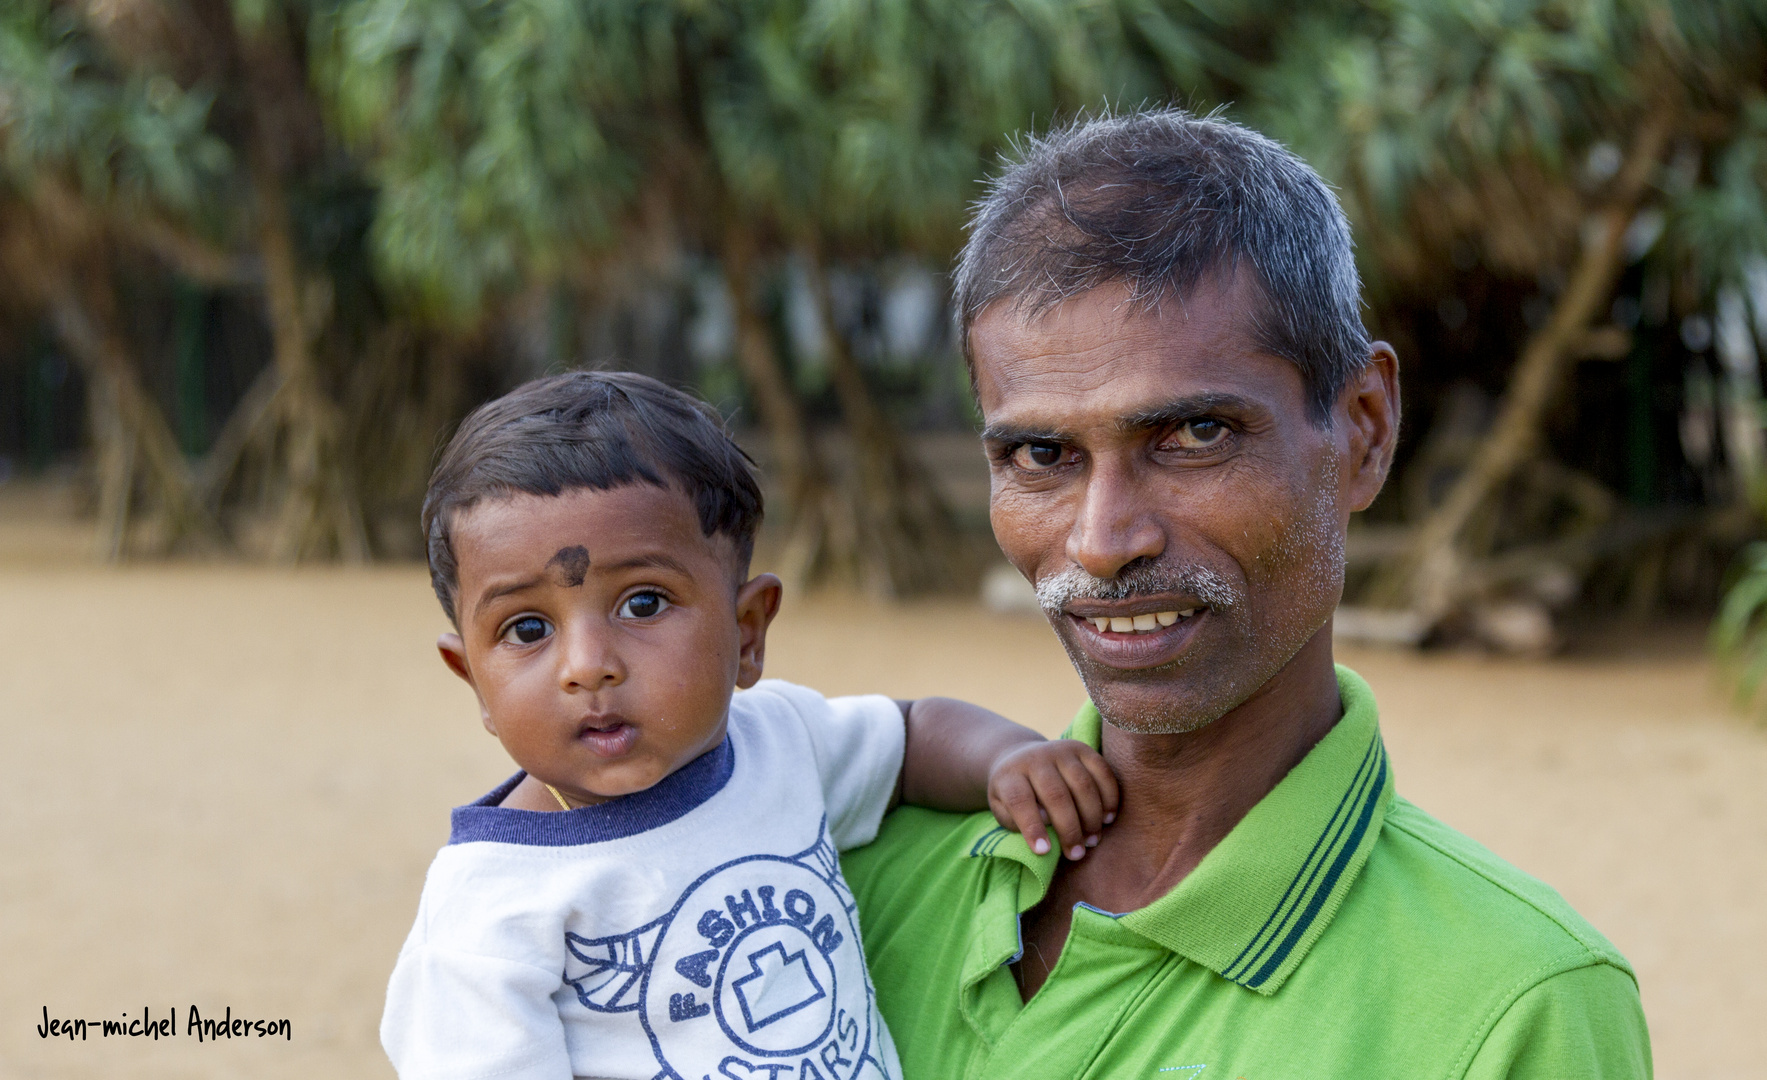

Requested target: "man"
[{"left": 841, "top": 109, "right": 1650, "bottom": 1078}]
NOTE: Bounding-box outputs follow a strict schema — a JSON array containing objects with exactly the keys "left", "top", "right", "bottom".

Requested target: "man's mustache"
[{"left": 1034, "top": 560, "right": 1244, "bottom": 614}]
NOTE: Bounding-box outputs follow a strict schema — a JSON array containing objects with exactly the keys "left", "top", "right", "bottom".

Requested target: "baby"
[{"left": 381, "top": 371, "right": 1117, "bottom": 1080}]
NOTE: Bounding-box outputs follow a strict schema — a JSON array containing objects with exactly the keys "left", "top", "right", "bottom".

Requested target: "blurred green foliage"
[
  {"left": 3, "top": 0, "right": 1767, "bottom": 627},
  {"left": 0, "top": 0, "right": 231, "bottom": 219},
  {"left": 323, "top": 0, "right": 1236, "bottom": 315},
  {"left": 1713, "top": 539, "right": 1767, "bottom": 721}
]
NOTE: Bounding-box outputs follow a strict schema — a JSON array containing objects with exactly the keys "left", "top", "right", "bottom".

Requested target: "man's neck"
[
  {"left": 1012, "top": 629, "right": 1345, "bottom": 999},
  {"left": 1088, "top": 629, "right": 1344, "bottom": 911}
]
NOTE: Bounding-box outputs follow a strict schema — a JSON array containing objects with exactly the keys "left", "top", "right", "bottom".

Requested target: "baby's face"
[{"left": 440, "top": 484, "right": 777, "bottom": 805}]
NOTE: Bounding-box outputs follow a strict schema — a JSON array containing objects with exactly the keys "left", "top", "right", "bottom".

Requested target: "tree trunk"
[
  {"left": 339, "top": 321, "right": 470, "bottom": 540},
  {"left": 195, "top": 360, "right": 285, "bottom": 506},
  {"left": 1370, "top": 114, "right": 1672, "bottom": 616},
  {"left": 88, "top": 372, "right": 134, "bottom": 560},
  {"left": 249, "top": 156, "right": 369, "bottom": 562},
  {"left": 803, "top": 250, "right": 970, "bottom": 597},
  {"left": 46, "top": 271, "right": 214, "bottom": 558},
  {"left": 14, "top": 179, "right": 216, "bottom": 557},
  {"left": 722, "top": 223, "right": 839, "bottom": 588},
  {"left": 230, "top": 5, "right": 368, "bottom": 563}
]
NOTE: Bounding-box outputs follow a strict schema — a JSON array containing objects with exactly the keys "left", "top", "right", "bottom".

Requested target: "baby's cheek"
[{"left": 654, "top": 686, "right": 732, "bottom": 756}]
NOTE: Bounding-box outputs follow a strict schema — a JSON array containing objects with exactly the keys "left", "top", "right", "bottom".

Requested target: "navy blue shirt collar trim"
[{"left": 448, "top": 735, "right": 736, "bottom": 847}]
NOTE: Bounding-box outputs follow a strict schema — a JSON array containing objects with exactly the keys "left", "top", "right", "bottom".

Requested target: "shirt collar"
[
  {"left": 448, "top": 735, "right": 736, "bottom": 847},
  {"left": 963, "top": 665, "right": 1391, "bottom": 996}
]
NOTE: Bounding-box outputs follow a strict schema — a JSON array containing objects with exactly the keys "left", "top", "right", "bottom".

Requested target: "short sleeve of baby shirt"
[{"left": 739, "top": 679, "right": 905, "bottom": 851}]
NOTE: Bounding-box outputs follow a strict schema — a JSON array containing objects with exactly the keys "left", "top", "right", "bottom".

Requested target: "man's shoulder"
[
  {"left": 840, "top": 806, "right": 994, "bottom": 931},
  {"left": 1299, "top": 796, "right": 1648, "bottom": 1076},
  {"left": 841, "top": 806, "right": 989, "bottom": 884},
  {"left": 1341, "top": 795, "right": 1631, "bottom": 980}
]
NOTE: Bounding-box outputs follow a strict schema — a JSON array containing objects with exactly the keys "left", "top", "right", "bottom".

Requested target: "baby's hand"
[{"left": 987, "top": 740, "right": 1120, "bottom": 860}]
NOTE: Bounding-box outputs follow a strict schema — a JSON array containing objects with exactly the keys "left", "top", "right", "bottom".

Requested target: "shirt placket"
[{"left": 968, "top": 905, "right": 1170, "bottom": 1080}]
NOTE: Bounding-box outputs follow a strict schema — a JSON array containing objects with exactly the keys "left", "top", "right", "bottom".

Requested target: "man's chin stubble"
[{"left": 1052, "top": 632, "right": 1246, "bottom": 735}]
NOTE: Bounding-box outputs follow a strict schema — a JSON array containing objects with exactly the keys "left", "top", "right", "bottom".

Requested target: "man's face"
[{"left": 974, "top": 275, "right": 1391, "bottom": 734}]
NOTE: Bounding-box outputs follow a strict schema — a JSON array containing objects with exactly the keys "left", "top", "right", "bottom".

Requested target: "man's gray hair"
[{"left": 953, "top": 107, "right": 1371, "bottom": 420}]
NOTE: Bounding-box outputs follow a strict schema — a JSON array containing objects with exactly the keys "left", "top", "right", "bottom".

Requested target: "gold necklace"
[{"left": 542, "top": 782, "right": 575, "bottom": 811}]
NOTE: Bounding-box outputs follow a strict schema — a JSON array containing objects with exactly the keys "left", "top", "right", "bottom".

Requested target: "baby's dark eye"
[
  {"left": 500, "top": 616, "right": 552, "bottom": 645},
  {"left": 619, "top": 591, "right": 669, "bottom": 619},
  {"left": 1011, "top": 441, "right": 1067, "bottom": 470}
]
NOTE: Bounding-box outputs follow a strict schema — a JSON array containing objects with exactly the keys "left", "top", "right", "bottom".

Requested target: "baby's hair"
[{"left": 421, "top": 371, "right": 763, "bottom": 625}]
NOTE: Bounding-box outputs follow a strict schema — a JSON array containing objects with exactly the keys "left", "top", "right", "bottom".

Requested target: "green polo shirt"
[{"left": 842, "top": 667, "right": 1650, "bottom": 1079}]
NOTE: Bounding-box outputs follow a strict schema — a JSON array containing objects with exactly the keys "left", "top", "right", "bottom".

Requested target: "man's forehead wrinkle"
[
  {"left": 975, "top": 274, "right": 1305, "bottom": 422},
  {"left": 1003, "top": 277, "right": 1178, "bottom": 332},
  {"left": 986, "top": 340, "right": 1141, "bottom": 404},
  {"left": 998, "top": 280, "right": 1142, "bottom": 335}
]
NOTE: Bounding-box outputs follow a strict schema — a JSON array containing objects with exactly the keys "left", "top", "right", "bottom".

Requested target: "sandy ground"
[{"left": 1, "top": 539, "right": 1764, "bottom": 1076}]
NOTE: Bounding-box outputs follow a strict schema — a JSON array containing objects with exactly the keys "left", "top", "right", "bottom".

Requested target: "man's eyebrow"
[
  {"left": 1118, "top": 392, "right": 1259, "bottom": 432},
  {"left": 980, "top": 392, "right": 1259, "bottom": 444},
  {"left": 980, "top": 421, "right": 1074, "bottom": 444},
  {"left": 473, "top": 576, "right": 543, "bottom": 618}
]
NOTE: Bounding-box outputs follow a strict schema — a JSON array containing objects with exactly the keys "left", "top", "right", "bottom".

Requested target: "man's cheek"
[
  {"left": 1186, "top": 495, "right": 1291, "bottom": 584},
  {"left": 1246, "top": 517, "right": 1309, "bottom": 582},
  {"left": 1244, "top": 500, "right": 1346, "bottom": 632},
  {"left": 1219, "top": 470, "right": 1337, "bottom": 581},
  {"left": 989, "top": 490, "right": 1065, "bottom": 569}
]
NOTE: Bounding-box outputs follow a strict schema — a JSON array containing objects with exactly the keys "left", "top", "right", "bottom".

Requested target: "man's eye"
[
  {"left": 1011, "top": 442, "right": 1067, "bottom": 470},
  {"left": 500, "top": 616, "right": 552, "bottom": 645},
  {"left": 1167, "top": 419, "right": 1229, "bottom": 450},
  {"left": 619, "top": 591, "right": 669, "bottom": 619}
]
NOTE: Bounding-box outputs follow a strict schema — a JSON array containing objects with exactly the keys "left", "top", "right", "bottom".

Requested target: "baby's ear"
[
  {"left": 733, "top": 573, "right": 783, "bottom": 689},
  {"left": 438, "top": 633, "right": 495, "bottom": 733}
]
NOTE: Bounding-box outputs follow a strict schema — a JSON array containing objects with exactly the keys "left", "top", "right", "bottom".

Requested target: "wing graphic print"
[{"left": 564, "top": 915, "right": 665, "bottom": 1012}]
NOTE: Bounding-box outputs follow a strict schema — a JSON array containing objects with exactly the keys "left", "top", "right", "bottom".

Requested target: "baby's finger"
[
  {"left": 1080, "top": 747, "right": 1121, "bottom": 824},
  {"left": 990, "top": 773, "right": 1053, "bottom": 855},
  {"left": 1028, "top": 764, "right": 1087, "bottom": 860},
  {"left": 1052, "top": 752, "right": 1107, "bottom": 840}
]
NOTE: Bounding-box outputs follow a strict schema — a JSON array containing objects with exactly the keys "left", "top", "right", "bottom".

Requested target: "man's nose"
[
  {"left": 1066, "top": 456, "right": 1166, "bottom": 579},
  {"left": 557, "top": 622, "right": 623, "bottom": 692}
]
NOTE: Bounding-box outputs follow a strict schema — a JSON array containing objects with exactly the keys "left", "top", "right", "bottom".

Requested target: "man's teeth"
[{"left": 1089, "top": 610, "right": 1195, "bottom": 634}]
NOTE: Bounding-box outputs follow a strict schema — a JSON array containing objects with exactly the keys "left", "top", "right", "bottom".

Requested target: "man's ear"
[
  {"left": 438, "top": 632, "right": 497, "bottom": 736},
  {"left": 733, "top": 573, "right": 784, "bottom": 690},
  {"left": 1339, "top": 343, "right": 1401, "bottom": 513}
]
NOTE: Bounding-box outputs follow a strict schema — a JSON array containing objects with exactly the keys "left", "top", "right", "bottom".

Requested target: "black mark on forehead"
[{"left": 547, "top": 545, "right": 590, "bottom": 587}]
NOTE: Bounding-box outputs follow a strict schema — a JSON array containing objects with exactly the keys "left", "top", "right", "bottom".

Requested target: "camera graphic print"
[{"left": 563, "top": 824, "right": 891, "bottom": 1080}]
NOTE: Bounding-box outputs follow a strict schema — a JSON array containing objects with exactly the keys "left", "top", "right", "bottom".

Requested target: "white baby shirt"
[{"left": 381, "top": 680, "right": 907, "bottom": 1080}]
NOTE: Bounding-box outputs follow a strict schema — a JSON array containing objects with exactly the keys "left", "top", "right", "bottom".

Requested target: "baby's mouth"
[{"left": 577, "top": 719, "right": 639, "bottom": 758}]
